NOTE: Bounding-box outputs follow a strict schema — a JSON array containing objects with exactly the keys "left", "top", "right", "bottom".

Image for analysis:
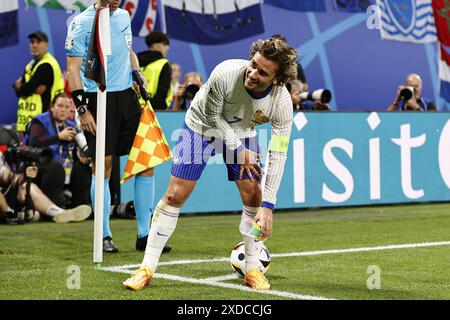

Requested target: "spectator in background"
[
  {"left": 288, "top": 79, "right": 330, "bottom": 111},
  {"left": 0, "top": 150, "right": 91, "bottom": 224},
  {"left": 172, "top": 72, "right": 204, "bottom": 111},
  {"left": 13, "top": 31, "right": 64, "bottom": 138},
  {"left": 271, "top": 34, "right": 308, "bottom": 92},
  {"left": 137, "top": 31, "right": 173, "bottom": 110},
  {"left": 387, "top": 73, "right": 436, "bottom": 111},
  {"left": 171, "top": 63, "right": 182, "bottom": 100},
  {"left": 24, "top": 93, "right": 91, "bottom": 209}
]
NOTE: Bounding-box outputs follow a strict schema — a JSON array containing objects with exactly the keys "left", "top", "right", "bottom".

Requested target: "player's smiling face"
[
  {"left": 109, "top": 0, "right": 120, "bottom": 11},
  {"left": 99, "top": 0, "right": 120, "bottom": 11},
  {"left": 244, "top": 52, "right": 278, "bottom": 94}
]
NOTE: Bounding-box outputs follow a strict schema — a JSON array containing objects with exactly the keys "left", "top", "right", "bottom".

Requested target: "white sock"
[
  {"left": 46, "top": 204, "right": 64, "bottom": 217},
  {"left": 240, "top": 206, "right": 261, "bottom": 274},
  {"left": 141, "top": 200, "right": 179, "bottom": 272}
]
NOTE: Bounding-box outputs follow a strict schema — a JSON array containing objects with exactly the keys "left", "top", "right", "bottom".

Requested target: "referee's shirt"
[{"left": 65, "top": 5, "right": 133, "bottom": 93}]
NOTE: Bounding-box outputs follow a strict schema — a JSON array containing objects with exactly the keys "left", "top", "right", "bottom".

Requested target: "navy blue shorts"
[
  {"left": 171, "top": 123, "right": 262, "bottom": 181},
  {"left": 85, "top": 88, "right": 141, "bottom": 158}
]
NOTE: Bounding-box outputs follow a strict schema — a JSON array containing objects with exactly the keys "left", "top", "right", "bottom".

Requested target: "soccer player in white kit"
[{"left": 123, "top": 37, "right": 298, "bottom": 291}]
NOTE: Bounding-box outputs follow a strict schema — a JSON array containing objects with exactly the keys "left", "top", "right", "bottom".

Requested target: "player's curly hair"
[{"left": 250, "top": 37, "right": 298, "bottom": 85}]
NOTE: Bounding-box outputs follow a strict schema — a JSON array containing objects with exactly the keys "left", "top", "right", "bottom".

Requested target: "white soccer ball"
[{"left": 230, "top": 241, "right": 271, "bottom": 277}]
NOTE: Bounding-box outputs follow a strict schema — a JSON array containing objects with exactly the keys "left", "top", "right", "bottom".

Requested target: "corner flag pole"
[{"left": 93, "top": 5, "right": 111, "bottom": 268}]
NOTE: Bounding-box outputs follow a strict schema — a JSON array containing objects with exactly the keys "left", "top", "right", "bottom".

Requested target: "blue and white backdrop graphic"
[
  {"left": 163, "top": 0, "right": 264, "bottom": 44},
  {"left": 1, "top": 1, "right": 449, "bottom": 125},
  {"left": 121, "top": 112, "right": 450, "bottom": 213},
  {"left": 377, "top": 0, "right": 437, "bottom": 43},
  {"left": 0, "top": 0, "right": 19, "bottom": 48},
  {"left": 120, "top": 0, "right": 159, "bottom": 37}
]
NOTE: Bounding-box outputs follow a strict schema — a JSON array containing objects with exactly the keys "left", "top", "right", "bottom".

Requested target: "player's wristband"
[
  {"left": 261, "top": 202, "right": 274, "bottom": 210},
  {"left": 71, "top": 89, "right": 88, "bottom": 109}
]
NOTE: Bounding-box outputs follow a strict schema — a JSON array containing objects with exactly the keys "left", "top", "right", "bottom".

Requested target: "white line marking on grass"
[
  {"left": 100, "top": 240, "right": 450, "bottom": 300},
  {"left": 108, "top": 240, "right": 450, "bottom": 268},
  {"left": 100, "top": 258, "right": 230, "bottom": 271},
  {"left": 159, "top": 257, "right": 229, "bottom": 266},
  {"left": 270, "top": 241, "right": 450, "bottom": 258},
  {"left": 100, "top": 265, "right": 332, "bottom": 300},
  {"left": 100, "top": 265, "right": 135, "bottom": 274},
  {"left": 200, "top": 273, "right": 239, "bottom": 282},
  {"left": 155, "top": 273, "right": 333, "bottom": 300}
]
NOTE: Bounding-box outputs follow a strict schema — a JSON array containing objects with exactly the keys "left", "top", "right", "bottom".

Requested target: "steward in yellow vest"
[
  {"left": 14, "top": 31, "right": 64, "bottom": 134},
  {"left": 137, "top": 31, "right": 172, "bottom": 110}
]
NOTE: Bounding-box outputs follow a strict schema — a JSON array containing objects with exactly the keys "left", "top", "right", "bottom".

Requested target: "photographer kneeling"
[
  {"left": 0, "top": 150, "right": 91, "bottom": 224},
  {"left": 24, "top": 92, "right": 91, "bottom": 208},
  {"left": 387, "top": 73, "right": 436, "bottom": 112}
]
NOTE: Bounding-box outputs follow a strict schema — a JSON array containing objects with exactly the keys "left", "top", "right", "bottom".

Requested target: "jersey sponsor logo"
[
  {"left": 157, "top": 232, "right": 169, "bottom": 237},
  {"left": 253, "top": 110, "right": 269, "bottom": 124}
]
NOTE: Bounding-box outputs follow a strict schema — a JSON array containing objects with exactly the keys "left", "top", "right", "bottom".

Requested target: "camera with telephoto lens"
[
  {"left": 5, "top": 144, "right": 52, "bottom": 171},
  {"left": 183, "top": 84, "right": 200, "bottom": 101},
  {"left": 299, "top": 89, "right": 332, "bottom": 103},
  {"left": 72, "top": 127, "right": 89, "bottom": 156},
  {"left": 400, "top": 86, "right": 414, "bottom": 100},
  {"left": 111, "top": 201, "right": 136, "bottom": 219}
]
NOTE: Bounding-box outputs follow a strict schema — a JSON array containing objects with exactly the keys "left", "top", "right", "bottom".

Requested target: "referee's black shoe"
[
  {"left": 103, "top": 237, "right": 119, "bottom": 253},
  {"left": 136, "top": 235, "right": 172, "bottom": 253},
  {"left": 136, "top": 235, "right": 148, "bottom": 251},
  {"left": 162, "top": 244, "right": 172, "bottom": 254}
]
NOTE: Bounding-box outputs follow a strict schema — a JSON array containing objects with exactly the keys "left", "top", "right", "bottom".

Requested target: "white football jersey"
[{"left": 185, "top": 59, "right": 293, "bottom": 206}]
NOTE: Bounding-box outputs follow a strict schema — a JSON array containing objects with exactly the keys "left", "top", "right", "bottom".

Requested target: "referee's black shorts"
[{"left": 85, "top": 87, "right": 141, "bottom": 159}]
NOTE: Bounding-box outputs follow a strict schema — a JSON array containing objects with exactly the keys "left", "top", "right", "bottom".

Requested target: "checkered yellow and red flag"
[{"left": 121, "top": 102, "right": 172, "bottom": 183}]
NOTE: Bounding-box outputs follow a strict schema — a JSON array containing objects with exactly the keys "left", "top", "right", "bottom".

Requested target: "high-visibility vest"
[
  {"left": 140, "top": 58, "right": 173, "bottom": 109},
  {"left": 17, "top": 52, "right": 64, "bottom": 132}
]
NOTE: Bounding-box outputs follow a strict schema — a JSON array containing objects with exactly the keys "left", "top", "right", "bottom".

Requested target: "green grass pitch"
[{"left": 1, "top": 202, "right": 450, "bottom": 300}]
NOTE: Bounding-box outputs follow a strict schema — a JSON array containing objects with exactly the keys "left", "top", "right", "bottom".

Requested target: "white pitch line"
[
  {"left": 270, "top": 241, "right": 450, "bottom": 258},
  {"left": 100, "top": 266, "right": 332, "bottom": 300},
  {"left": 106, "top": 240, "right": 450, "bottom": 268},
  {"left": 99, "top": 258, "right": 230, "bottom": 271},
  {"left": 100, "top": 240, "right": 450, "bottom": 300},
  {"left": 200, "top": 273, "right": 240, "bottom": 282},
  {"left": 155, "top": 273, "right": 332, "bottom": 300},
  {"left": 159, "top": 257, "right": 229, "bottom": 266}
]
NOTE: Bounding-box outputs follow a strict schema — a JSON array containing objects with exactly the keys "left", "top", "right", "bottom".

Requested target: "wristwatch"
[{"left": 77, "top": 105, "right": 88, "bottom": 116}]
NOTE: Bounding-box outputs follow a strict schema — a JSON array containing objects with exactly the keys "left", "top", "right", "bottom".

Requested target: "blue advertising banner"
[
  {"left": 0, "top": 1, "right": 19, "bottom": 49},
  {"left": 264, "top": 0, "right": 326, "bottom": 12},
  {"left": 121, "top": 112, "right": 450, "bottom": 213},
  {"left": 164, "top": 0, "right": 264, "bottom": 45},
  {"left": 332, "top": 0, "right": 375, "bottom": 12}
]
